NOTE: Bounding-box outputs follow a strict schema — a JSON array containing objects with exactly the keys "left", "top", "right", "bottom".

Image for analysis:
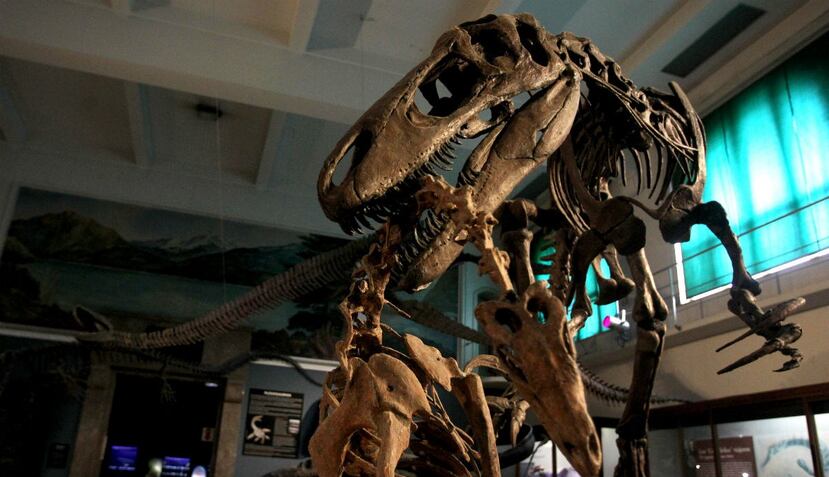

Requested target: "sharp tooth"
[
  {"left": 414, "top": 228, "right": 425, "bottom": 247},
  {"left": 427, "top": 212, "right": 437, "bottom": 227},
  {"left": 434, "top": 160, "right": 452, "bottom": 171},
  {"left": 450, "top": 136, "right": 462, "bottom": 145},
  {"left": 357, "top": 213, "right": 371, "bottom": 228}
]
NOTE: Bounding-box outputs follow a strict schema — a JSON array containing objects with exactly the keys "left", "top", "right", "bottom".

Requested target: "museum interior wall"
[{"left": 1, "top": 1, "right": 828, "bottom": 477}]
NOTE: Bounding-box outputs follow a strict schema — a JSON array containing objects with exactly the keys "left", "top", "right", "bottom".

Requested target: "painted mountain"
[
  {"left": 5, "top": 209, "right": 314, "bottom": 286},
  {"left": 0, "top": 188, "right": 351, "bottom": 358}
]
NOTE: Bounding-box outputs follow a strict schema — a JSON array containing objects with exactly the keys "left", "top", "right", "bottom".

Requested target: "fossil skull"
[
  {"left": 476, "top": 281, "right": 601, "bottom": 476},
  {"left": 318, "top": 14, "right": 580, "bottom": 291}
]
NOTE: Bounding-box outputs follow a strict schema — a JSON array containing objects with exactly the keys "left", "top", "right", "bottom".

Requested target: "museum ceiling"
[{"left": 0, "top": 0, "right": 826, "bottom": 237}]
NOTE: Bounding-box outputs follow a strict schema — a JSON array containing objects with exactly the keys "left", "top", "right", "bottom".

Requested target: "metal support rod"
[{"left": 805, "top": 400, "right": 825, "bottom": 477}]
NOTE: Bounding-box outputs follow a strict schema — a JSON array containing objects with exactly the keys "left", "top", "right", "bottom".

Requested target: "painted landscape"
[
  {"left": 0, "top": 188, "right": 457, "bottom": 358},
  {"left": 0, "top": 188, "right": 350, "bottom": 358}
]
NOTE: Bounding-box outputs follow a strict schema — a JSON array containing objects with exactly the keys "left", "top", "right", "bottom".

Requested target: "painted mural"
[{"left": 0, "top": 187, "right": 457, "bottom": 358}]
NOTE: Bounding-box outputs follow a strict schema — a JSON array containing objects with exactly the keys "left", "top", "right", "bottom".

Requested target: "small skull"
[{"left": 476, "top": 281, "right": 601, "bottom": 476}]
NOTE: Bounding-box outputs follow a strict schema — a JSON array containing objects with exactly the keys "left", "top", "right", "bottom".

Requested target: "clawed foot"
[{"left": 717, "top": 289, "right": 805, "bottom": 374}]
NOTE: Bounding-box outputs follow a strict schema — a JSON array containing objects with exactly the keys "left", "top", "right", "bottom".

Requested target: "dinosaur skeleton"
[
  {"left": 1, "top": 13, "right": 805, "bottom": 477},
  {"left": 313, "top": 13, "right": 805, "bottom": 477}
]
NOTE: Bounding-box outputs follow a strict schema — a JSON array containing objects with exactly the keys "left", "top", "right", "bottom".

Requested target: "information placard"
[
  {"left": 242, "top": 389, "right": 304, "bottom": 458},
  {"left": 692, "top": 436, "right": 757, "bottom": 477}
]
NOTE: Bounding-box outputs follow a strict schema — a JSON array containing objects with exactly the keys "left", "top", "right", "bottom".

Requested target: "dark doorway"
[{"left": 101, "top": 373, "right": 224, "bottom": 477}]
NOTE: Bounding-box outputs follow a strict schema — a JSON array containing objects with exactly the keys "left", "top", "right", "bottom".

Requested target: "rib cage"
[{"left": 547, "top": 33, "right": 705, "bottom": 232}]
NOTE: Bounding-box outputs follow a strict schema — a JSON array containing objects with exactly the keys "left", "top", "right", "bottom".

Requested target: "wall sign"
[
  {"left": 243, "top": 388, "right": 304, "bottom": 458},
  {"left": 692, "top": 436, "right": 757, "bottom": 477},
  {"left": 46, "top": 442, "right": 70, "bottom": 468}
]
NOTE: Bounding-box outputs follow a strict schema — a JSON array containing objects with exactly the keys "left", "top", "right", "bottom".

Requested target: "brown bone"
[
  {"left": 476, "top": 281, "right": 601, "bottom": 476},
  {"left": 309, "top": 354, "right": 429, "bottom": 477}
]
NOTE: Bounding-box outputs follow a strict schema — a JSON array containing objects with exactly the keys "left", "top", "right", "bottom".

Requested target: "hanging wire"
[
  {"left": 211, "top": 0, "right": 229, "bottom": 305},
  {"left": 359, "top": 12, "right": 366, "bottom": 110}
]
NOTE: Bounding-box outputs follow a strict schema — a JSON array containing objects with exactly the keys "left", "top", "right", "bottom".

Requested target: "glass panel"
[
  {"left": 602, "top": 427, "right": 620, "bottom": 477},
  {"left": 520, "top": 440, "right": 554, "bottom": 476},
  {"left": 649, "top": 429, "right": 683, "bottom": 475},
  {"left": 716, "top": 415, "right": 812, "bottom": 477},
  {"left": 555, "top": 441, "right": 592, "bottom": 475},
  {"left": 650, "top": 425, "right": 711, "bottom": 477},
  {"left": 519, "top": 438, "right": 612, "bottom": 476}
]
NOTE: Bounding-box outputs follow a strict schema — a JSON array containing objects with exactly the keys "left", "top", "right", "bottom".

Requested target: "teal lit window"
[
  {"left": 679, "top": 32, "right": 829, "bottom": 300},
  {"left": 531, "top": 236, "right": 617, "bottom": 340}
]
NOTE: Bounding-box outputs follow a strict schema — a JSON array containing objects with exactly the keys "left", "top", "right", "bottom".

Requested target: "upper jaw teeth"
[
  {"left": 342, "top": 133, "right": 475, "bottom": 235},
  {"left": 392, "top": 209, "right": 450, "bottom": 282}
]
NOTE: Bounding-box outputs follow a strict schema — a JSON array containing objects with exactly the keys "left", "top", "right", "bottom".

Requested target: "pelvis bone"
[
  {"left": 476, "top": 281, "right": 601, "bottom": 476},
  {"left": 309, "top": 354, "right": 429, "bottom": 477}
]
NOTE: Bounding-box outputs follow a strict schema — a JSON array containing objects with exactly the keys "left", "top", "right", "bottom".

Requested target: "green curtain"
[
  {"left": 532, "top": 239, "right": 616, "bottom": 340},
  {"left": 680, "top": 32, "right": 829, "bottom": 298}
]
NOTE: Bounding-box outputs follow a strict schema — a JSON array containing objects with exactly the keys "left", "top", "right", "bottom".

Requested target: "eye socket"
[
  {"left": 516, "top": 21, "right": 549, "bottom": 66},
  {"left": 470, "top": 28, "right": 517, "bottom": 67},
  {"left": 527, "top": 297, "right": 547, "bottom": 323},
  {"left": 410, "top": 56, "right": 481, "bottom": 118},
  {"left": 413, "top": 77, "right": 455, "bottom": 117},
  {"left": 495, "top": 308, "right": 522, "bottom": 333}
]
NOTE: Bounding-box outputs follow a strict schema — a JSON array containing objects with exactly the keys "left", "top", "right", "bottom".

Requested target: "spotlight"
[
  {"left": 603, "top": 311, "right": 632, "bottom": 346},
  {"left": 602, "top": 314, "right": 629, "bottom": 330}
]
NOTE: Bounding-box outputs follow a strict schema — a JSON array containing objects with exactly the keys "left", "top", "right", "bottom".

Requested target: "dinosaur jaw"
[
  {"left": 318, "top": 131, "right": 476, "bottom": 291},
  {"left": 323, "top": 75, "right": 581, "bottom": 292},
  {"left": 317, "top": 13, "right": 581, "bottom": 291}
]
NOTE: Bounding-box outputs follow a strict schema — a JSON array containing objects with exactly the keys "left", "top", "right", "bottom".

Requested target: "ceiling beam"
[
  {"left": 688, "top": 0, "right": 829, "bottom": 115},
  {"left": 0, "top": 59, "right": 26, "bottom": 143},
  {"left": 478, "top": 0, "right": 503, "bottom": 17},
  {"left": 124, "top": 82, "right": 155, "bottom": 168},
  {"left": 256, "top": 110, "right": 287, "bottom": 191},
  {"left": 0, "top": 0, "right": 402, "bottom": 124},
  {"left": 290, "top": 0, "right": 321, "bottom": 50},
  {"left": 619, "top": 0, "right": 712, "bottom": 72}
]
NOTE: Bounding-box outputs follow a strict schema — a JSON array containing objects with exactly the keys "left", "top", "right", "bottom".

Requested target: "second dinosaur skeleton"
[{"left": 313, "top": 13, "right": 805, "bottom": 477}]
